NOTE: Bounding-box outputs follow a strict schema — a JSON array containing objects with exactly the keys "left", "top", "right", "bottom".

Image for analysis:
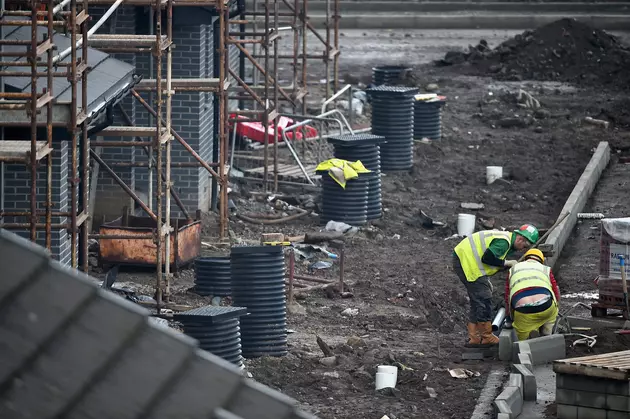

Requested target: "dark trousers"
[{"left": 453, "top": 255, "right": 493, "bottom": 323}]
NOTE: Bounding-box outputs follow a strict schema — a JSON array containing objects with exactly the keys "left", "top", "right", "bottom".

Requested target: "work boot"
[
  {"left": 478, "top": 322, "right": 499, "bottom": 346},
  {"left": 464, "top": 323, "right": 482, "bottom": 347}
]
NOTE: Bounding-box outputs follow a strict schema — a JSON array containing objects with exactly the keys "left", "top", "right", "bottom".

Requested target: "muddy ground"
[{"left": 95, "top": 27, "right": 630, "bottom": 419}]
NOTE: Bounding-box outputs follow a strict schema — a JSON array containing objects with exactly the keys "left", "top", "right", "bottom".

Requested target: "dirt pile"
[{"left": 439, "top": 18, "right": 630, "bottom": 87}]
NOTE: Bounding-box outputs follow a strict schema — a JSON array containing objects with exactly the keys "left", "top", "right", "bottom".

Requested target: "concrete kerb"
[
  {"left": 494, "top": 384, "right": 524, "bottom": 419},
  {"left": 486, "top": 142, "right": 610, "bottom": 418},
  {"left": 544, "top": 141, "right": 611, "bottom": 269},
  {"left": 512, "top": 364, "right": 537, "bottom": 401},
  {"left": 499, "top": 329, "right": 516, "bottom": 362}
]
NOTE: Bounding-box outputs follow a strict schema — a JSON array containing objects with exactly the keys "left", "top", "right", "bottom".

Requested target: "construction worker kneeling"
[
  {"left": 453, "top": 224, "right": 539, "bottom": 347},
  {"left": 505, "top": 249, "right": 561, "bottom": 341}
]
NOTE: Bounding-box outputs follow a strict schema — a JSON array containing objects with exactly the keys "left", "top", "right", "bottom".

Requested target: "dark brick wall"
[
  {"left": 90, "top": 6, "right": 136, "bottom": 222},
  {"left": 135, "top": 10, "right": 219, "bottom": 216},
  {"left": 1, "top": 141, "right": 71, "bottom": 265}
]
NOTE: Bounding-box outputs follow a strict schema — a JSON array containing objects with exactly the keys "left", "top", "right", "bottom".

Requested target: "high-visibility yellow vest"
[
  {"left": 454, "top": 230, "right": 513, "bottom": 282},
  {"left": 508, "top": 261, "right": 555, "bottom": 303}
]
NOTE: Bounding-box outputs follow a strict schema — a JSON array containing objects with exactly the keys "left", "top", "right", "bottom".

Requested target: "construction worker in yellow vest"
[
  {"left": 505, "top": 249, "right": 560, "bottom": 341},
  {"left": 453, "top": 224, "right": 539, "bottom": 347}
]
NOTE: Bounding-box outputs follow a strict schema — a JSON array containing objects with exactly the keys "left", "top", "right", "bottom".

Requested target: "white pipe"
[
  {"left": 52, "top": 0, "right": 72, "bottom": 15},
  {"left": 491, "top": 307, "right": 506, "bottom": 331},
  {"left": 321, "top": 84, "right": 351, "bottom": 114},
  {"left": 320, "top": 109, "right": 355, "bottom": 135},
  {"left": 53, "top": 0, "right": 124, "bottom": 64}
]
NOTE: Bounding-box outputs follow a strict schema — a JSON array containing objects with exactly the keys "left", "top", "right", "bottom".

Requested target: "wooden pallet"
[
  {"left": 245, "top": 163, "right": 320, "bottom": 181},
  {"left": 553, "top": 350, "right": 630, "bottom": 381}
]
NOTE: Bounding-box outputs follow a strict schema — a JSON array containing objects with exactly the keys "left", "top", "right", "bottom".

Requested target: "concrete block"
[
  {"left": 607, "top": 394, "right": 630, "bottom": 412},
  {"left": 499, "top": 329, "right": 516, "bottom": 361},
  {"left": 226, "top": 379, "right": 297, "bottom": 419},
  {"left": 149, "top": 350, "right": 243, "bottom": 419},
  {"left": 493, "top": 386, "right": 523, "bottom": 419},
  {"left": 576, "top": 406, "right": 606, "bottom": 419},
  {"left": 556, "top": 388, "right": 576, "bottom": 405},
  {"left": 608, "top": 410, "right": 630, "bottom": 419},
  {"left": 508, "top": 374, "right": 523, "bottom": 399},
  {"left": 556, "top": 403, "right": 577, "bottom": 419},
  {"left": 461, "top": 352, "right": 485, "bottom": 360},
  {"left": 497, "top": 414, "right": 510, "bottom": 419},
  {"left": 524, "top": 334, "right": 566, "bottom": 365},
  {"left": 557, "top": 388, "right": 606, "bottom": 409},
  {"left": 512, "top": 363, "right": 537, "bottom": 401},
  {"left": 576, "top": 390, "right": 606, "bottom": 409},
  {"left": 607, "top": 380, "right": 630, "bottom": 396}
]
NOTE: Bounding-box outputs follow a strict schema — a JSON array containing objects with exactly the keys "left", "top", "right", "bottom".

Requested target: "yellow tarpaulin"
[{"left": 316, "top": 158, "right": 371, "bottom": 188}]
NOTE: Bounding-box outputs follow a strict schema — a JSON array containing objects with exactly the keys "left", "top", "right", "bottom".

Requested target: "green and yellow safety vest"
[
  {"left": 508, "top": 261, "right": 555, "bottom": 303},
  {"left": 454, "top": 230, "right": 513, "bottom": 282}
]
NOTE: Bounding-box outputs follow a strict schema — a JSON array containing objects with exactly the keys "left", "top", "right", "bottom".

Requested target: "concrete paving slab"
[{"left": 494, "top": 386, "right": 523, "bottom": 419}]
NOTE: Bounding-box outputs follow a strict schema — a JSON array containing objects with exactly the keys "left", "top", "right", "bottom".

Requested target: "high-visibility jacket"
[
  {"left": 454, "top": 230, "right": 513, "bottom": 282},
  {"left": 508, "top": 261, "right": 556, "bottom": 306}
]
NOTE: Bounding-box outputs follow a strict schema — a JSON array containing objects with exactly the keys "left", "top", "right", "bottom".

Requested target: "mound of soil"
[{"left": 439, "top": 18, "right": 630, "bottom": 87}]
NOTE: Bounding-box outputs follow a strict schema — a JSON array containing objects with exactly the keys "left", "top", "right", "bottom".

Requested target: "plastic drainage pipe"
[{"left": 492, "top": 307, "right": 506, "bottom": 332}]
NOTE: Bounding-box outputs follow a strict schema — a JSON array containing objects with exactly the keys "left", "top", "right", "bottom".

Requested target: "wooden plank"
[{"left": 553, "top": 363, "right": 630, "bottom": 381}]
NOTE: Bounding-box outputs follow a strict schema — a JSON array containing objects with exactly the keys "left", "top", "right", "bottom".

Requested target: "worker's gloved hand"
[{"left": 504, "top": 259, "right": 518, "bottom": 269}]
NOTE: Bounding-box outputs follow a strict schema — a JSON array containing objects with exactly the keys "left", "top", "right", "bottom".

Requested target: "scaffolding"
[
  {"left": 0, "top": 0, "right": 90, "bottom": 270},
  {"left": 0, "top": 0, "right": 340, "bottom": 306}
]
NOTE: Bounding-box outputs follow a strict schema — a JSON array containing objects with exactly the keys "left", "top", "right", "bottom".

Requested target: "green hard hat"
[{"left": 514, "top": 224, "right": 539, "bottom": 244}]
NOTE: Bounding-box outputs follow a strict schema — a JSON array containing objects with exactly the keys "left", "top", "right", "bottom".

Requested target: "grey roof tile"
[
  {"left": 0, "top": 292, "right": 147, "bottom": 419},
  {"left": 147, "top": 350, "right": 242, "bottom": 419},
  {"left": 65, "top": 324, "right": 195, "bottom": 419},
  {"left": 0, "top": 263, "right": 96, "bottom": 386},
  {"left": 0, "top": 229, "right": 50, "bottom": 301}
]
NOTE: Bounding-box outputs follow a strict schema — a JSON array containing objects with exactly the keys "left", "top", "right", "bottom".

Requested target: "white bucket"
[
  {"left": 457, "top": 213, "right": 476, "bottom": 237},
  {"left": 375, "top": 372, "right": 397, "bottom": 390},
  {"left": 377, "top": 365, "right": 398, "bottom": 382},
  {"left": 486, "top": 166, "right": 503, "bottom": 185}
]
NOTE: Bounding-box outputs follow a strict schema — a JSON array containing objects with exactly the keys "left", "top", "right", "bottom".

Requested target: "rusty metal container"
[{"left": 98, "top": 215, "right": 201, "bottom": 269}]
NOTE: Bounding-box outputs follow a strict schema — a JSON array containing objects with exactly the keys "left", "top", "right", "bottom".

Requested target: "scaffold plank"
[
  {"left": 97, "top": 126, "right": 166, "bottom": 137},
  {"left": 134, "top": 78, "right": 223, "bottom": 92},
  {"left": 0, "top": 141, "right": 52, "bottom": 162}
]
